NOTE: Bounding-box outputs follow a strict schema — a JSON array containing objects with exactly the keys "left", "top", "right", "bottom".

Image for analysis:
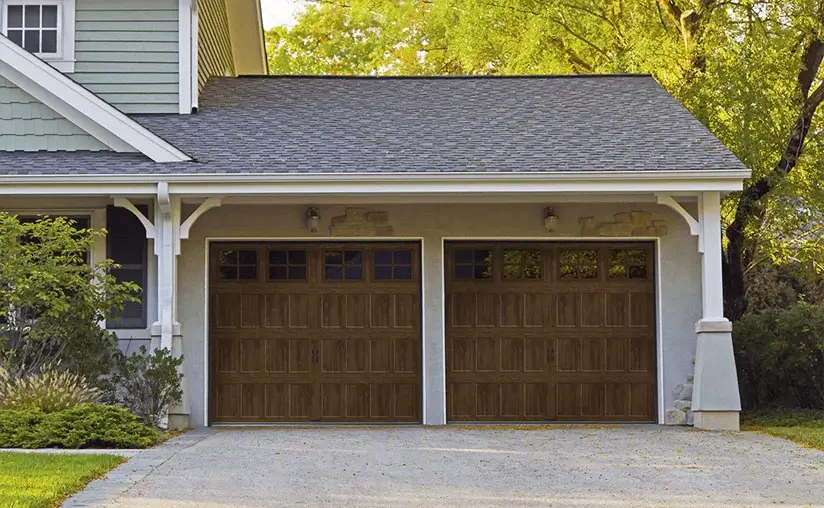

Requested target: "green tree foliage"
[
  {"left": 0, "top": 213, "right": 139, "bottom": 380},
  {"left": 269, "top": 0, "right": 824, "bottom": 317}
]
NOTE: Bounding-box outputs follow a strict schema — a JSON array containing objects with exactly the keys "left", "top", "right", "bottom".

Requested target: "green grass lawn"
[
  {"left": 742, "top": 410, "right": 824, "bottom": 451},
  {"left": 0, "top": 452, "right": 125, "bottom": 508}
]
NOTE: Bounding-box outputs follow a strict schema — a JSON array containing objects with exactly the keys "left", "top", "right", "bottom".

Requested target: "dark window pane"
[
  {"left": 394, "top": 266, "right": 412, "bottom": 280},
  {"left": 42, "top": 5, "right": 57, "bottom": 27},
  {"left": 238, "top": 250, "right": 257, "bottom": 265},
  {"left": 107, "top": 206, "right": 147, "bottom": 329},
  {"left": 325, "top": 251, "right": 342, "bottom": 265},
  {"left": 394, "top": 250, "right": 412, "bottom": 265},
  {"left": 629, "top": 266, "right": 648, "bottom": 279},
  {"left": 269, "top": 250, "right": 287, "bottom": 265},
  {"left": 474, "top": 265, "right": 491, "bottom": 279},
  {"left": 609, "top": 265, "right": 627, "bottom": 279},
  {"left": 344, "top": 250, "right": 362, "bottom": 264},
  {"left": 345, "top": 267, "right": 362, "bottom": 279},
  {"left": 374, "top": 250, "right": 392, "bottom": 265},
  {"left": 238, "top": 266, "right": 257, "bottom": 280},
  {"left": 325, "top": 266, "right": 342, "bottom": 280},
  {"left": 289, "top": 266, "right": 307, "bottom": 280},
  {"left": 7, "top": 6, "right": 23, "bottom": 27},
  {"left": 7, "top": 29, "right": 23, "bottom": 46},
  {"left": 269, "top": 266, "right": 287, "bottom": 280},
  {"left": 524, "top": 264, "right": 542, "bottom": 279},
  {"left": 41, "top": 29, "right": 57, "bottom": 53},
  {"left": 474, "top": 250, "right": 491, "bottom": 263},
  {"left": 219, "top": 250, "right": 237, "bottom": 264},
  {"left": 24, "top": 5, "right": 39, "bottom": 27},
  {"left": 288, "top": 250, "right": 306, "bottom": 264},
  {"left": 559, "top": 264, "right": 575, "bottom": 279},
  {"left": 375, "top": 266, "right": 392, "bottom": 280},
  {"left": 219, "top": 266, "right": 236, "bottom": 280},
  {"left": 454, "top": 250, "right": 473, "bottom": 264},
  {"left": 455, "top": 265, "right": 473, "bottom": 279},
  {"left": 24, "top": 30, "right": 39, "bottom": 52}
]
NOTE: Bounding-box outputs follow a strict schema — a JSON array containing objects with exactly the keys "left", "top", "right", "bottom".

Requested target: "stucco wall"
[{"left": 178, "top": 201, "right": 703, "bottom": 427}]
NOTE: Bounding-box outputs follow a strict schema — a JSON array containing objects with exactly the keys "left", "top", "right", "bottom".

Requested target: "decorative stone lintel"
[
  {"left": 330, "top": 208, "right": 394, "bottom": 237},
  {"left": 579, "top": 211, "right": 667, "bottom": 237}
]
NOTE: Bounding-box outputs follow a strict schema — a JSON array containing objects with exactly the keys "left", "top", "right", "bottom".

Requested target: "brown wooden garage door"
[
  {"left": 446, "top": 242, "right": 656, "bottom": 422},
  {"left": 210, "top": 242, "right": 421, "bottom": 423}
]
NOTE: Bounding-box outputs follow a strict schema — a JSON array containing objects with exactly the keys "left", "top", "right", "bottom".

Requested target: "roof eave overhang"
[{"left": 0, "top": 169, "right": 751, "bottom": 196}]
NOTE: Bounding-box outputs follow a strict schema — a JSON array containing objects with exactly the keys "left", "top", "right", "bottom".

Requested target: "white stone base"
[{"left": 693, "top": 411, "right": 739, "bottom": 431}]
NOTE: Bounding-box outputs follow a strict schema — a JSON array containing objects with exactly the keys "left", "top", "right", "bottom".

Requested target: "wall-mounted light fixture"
[
  {"left": 544, "top": 206, "right": 559, "bottom": 232},
  {"left": 307, "top": 207, "right": 321, "bottom": 233}
]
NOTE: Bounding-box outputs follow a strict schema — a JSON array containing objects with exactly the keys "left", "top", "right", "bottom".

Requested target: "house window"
[
  {"left": 107, "top": 206, "right": 148, "bottom": 329},
  {"left": 1, "top": 0, "right": 75, "bottom": 72}
]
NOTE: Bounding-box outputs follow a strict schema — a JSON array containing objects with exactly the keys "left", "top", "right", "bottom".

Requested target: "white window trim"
[{"left": 0, "top": 0, "right": 74, "bottom": 73}]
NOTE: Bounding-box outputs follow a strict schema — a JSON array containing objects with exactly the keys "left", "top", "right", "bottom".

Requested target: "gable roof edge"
[{"left": 0, "top": 35, "right": 191, "bottom": 163}]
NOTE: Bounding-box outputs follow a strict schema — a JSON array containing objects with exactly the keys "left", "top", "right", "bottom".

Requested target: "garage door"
[
  {"left": 446, "top": 242, "right": 656, "bottom": 422},
  {"left": 210, "top": 242, "right": 421, "bottom": 423}
]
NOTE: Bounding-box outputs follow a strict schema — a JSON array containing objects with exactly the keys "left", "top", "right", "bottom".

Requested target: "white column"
[{"left": 692, "top": 191, "right": 741, "bottom": 430}]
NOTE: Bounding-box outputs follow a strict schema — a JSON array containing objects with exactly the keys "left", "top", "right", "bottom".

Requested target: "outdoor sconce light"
[
  {"left": 307, "top": 207, "right": 321, "bottom": 233},
  {"left": 544, "top": 206, "right": 559, "bottom": 232}
]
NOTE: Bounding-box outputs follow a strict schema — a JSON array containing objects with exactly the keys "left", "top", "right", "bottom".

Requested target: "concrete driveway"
[{"left": 65, "top": 426, "right": 824, "bottom": 508}]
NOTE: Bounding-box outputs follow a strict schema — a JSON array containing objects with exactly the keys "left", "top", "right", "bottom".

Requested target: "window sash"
[
  {"left": 1, "top": 0, "right": 63, "bottom": 58},
  {"left": 106, "top": 205, "right": 148, "bottom": 330}
]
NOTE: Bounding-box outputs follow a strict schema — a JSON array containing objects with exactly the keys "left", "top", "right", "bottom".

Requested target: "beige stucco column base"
[
  {"left": 692, "top": 411, "right": 739, "bottom": 431},
  {"left": 151, "top": 323, "right": 190, "bottom": 430},
  {"left": 691, "top": 319, "right": 741, "bottom": 431}
]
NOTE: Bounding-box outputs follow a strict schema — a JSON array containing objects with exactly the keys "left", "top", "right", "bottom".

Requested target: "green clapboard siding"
[
  {"left": 0, "top": 77, "right": 108, "bottom": 151},
  {"left": 73, "top": 0, "right": 180, "bottom": 114},
  {"left": 198, "top": 0, "right": 235, "bottom": 92}
]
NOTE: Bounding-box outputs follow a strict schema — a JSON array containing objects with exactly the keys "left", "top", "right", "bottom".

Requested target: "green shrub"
[
  {"left": 0, "top": 404, "right": 159, "bottom": 449},
  {"left": 734, "top": 303, "right": 824, "bottom": 410},
  {"left": 0, "top": 365, "right": 100, "bottom": 412},
  {"left": 113, "top": 346, "right": 183, "bottom": 428}
]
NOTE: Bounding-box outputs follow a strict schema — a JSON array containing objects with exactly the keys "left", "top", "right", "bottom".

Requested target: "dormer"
[{"left": 0, "top": 0, "right": 266, "bottom": 117}]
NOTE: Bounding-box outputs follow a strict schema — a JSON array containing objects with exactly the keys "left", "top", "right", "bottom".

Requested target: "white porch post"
[
  {"left": 421, "top": 235, "right": 446, "bottom": 424},
  {"left": 692, "top": 191, "right": 741, "bottom": 430}
]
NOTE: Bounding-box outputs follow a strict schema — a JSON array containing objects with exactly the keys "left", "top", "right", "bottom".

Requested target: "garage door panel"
[
  {"left": 446, "top": 242, "right": 656, "bottom": 423},
  {"left": 211, "top": 242, "right": 421, "bottom": 423}
]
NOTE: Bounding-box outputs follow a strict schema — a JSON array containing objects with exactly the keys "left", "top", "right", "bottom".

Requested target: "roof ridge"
[{"left": 235, "top": 73, "right": 653, "bottom": 80}]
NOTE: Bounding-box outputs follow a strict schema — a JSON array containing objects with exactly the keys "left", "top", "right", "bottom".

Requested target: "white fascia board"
[
  {"left": 0, "top": 35, "right": 191, "bottom": 162},
  {"left": 0, "top": 170, "right": 750, "bottom": 196}
]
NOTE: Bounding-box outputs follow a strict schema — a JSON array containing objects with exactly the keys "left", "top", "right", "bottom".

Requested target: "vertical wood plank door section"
[
  {"left": 209, "top": 242, "right": 421, "bottom": 423},
  {"left": 445, "top": 242, "right": 657, "bottom": 423}
]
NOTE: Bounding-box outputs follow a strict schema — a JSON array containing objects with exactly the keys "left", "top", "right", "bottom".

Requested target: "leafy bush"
[
  {"left": 734, "top": 303, "right": 824, "bottom": 410},
  {"left": 113, "top": 346, "right": 183, "bottom": 427},
  {"left": 0, "top": 404, "right": 159, "bottom": 449},
  {"left": 0, "top": 365, "right": 100, "bottom": 412}
]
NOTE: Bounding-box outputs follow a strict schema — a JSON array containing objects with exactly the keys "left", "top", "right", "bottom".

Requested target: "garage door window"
[
  {"left": 218, "top": 249, "right": 258, "bottom": 280},
  {"left": 453, "top": 249, "right": 492, "bottom": 280},
  {"left": 608, "top": 249, "right": 648, "bottom": 279},
  {"left": 374, "top": 249, "right": 413, "bottom": 280},
  {"left": 559, "top": 249, "right": 598, "bottom": 279},
  {"left": 503, "top": 249, "right": 542, "bottom": 280},
  {"left": 268, "top": 249, "right": 307, "bottom": 281},
  {"left": 324, "top": 250, "right": 363, "bottom": 280}
]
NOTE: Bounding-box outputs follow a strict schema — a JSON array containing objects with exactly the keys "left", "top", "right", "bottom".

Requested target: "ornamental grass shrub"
[
  {"left": 0, "top": 365, "right": 100, "bottom": 413},
  {"left": 734, "top": 303, "right": 824, "bottom": 410}
]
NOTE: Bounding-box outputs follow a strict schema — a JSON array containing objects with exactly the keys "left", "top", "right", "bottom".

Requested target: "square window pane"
[
  {"left": 238, "top": 250, "right": 257, "bottom": 265},
  {"left": 345, "top": 266, "right": 362, "bottom": 279},
  {"left": 454, "top": 250, "right": 473, "bottom": 264},
  {"left": 42, "top": 5, "right": 57, "bottom": 27},
  {"left": 41, "top": 29, "right": 57, "bottom": 53},
  {"left": 374, "top": 250, "right": 392, "bottom": 265},
  {"left": 219, "top": 250, "right": 237, "bottom": 264},
  {"left": 238, "top": 266, "right": 257, "bottom": 280},
  {"left": 394, "top": 266, "right": 412, "bottom": 280},
  {"left": 524, "top": 264, "right": 542, "bottom": 279},
  {"left": 325, "top": 266, "right": 342, "bottom": 280},
  {"left": 503, "top": 250, "right": 522, "bottom": 265},
  {"left": 288, "top": 266, "right": 307, "bottom": 280},
  {"left": 269, "top": 266, "right": 287, "bottom": 280},
  {"left": 288, "top": 250, "right": 306, "bottom": 264},
  {"left": 344, "top": 250, "right": 362, "bottom": 264},
  {"left": 269, "top": 250, "right": 287, "bottom": 265},
  {"left": 375, "top": 266, "right": 392, "bottom": 280},
  {"left": 580, "top": 265, "right": 598, "bottom": 279},
  {"left": 7, "top": 29, "right": 23, "bottom": 45},
  {"left": 474, "top": 250, "right": 491, "bottom": 263},
  {"left": 24, "top": 30, "right": 40, "bottom": 53},
  {"left": 394, "top": 250, "right": 412, "bottom": 265},
  {"left": 455, "top": 265, "right": 473, "bottom": 279},
  {"left": 325, "top": 251, "right": 342, "bottom": 265},
  {"left": 474, "top": 264, "right": 491, "bottom": 279},
  {"left": 503, "top": 264, "right": 521, "bottom": 280},
  {"left": 219, "top": 266, "right": 236, "bottom": 280},
  {"left": 24, "top": 5, "right": 39, "bottom": 27},
  {"left": 7, "top": 6, "right": 23, "bottom": 27},
  {"left": 629, "top": 266, "right": 647, "bottom": 279},
  {"left": 609, "top": 265, "right": 627, "bottom": 279}
]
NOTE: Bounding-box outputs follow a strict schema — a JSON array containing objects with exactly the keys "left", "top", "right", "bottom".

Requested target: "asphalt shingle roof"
[{"left": 0, "top": 75, "right": 747, "bottom": 176}]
